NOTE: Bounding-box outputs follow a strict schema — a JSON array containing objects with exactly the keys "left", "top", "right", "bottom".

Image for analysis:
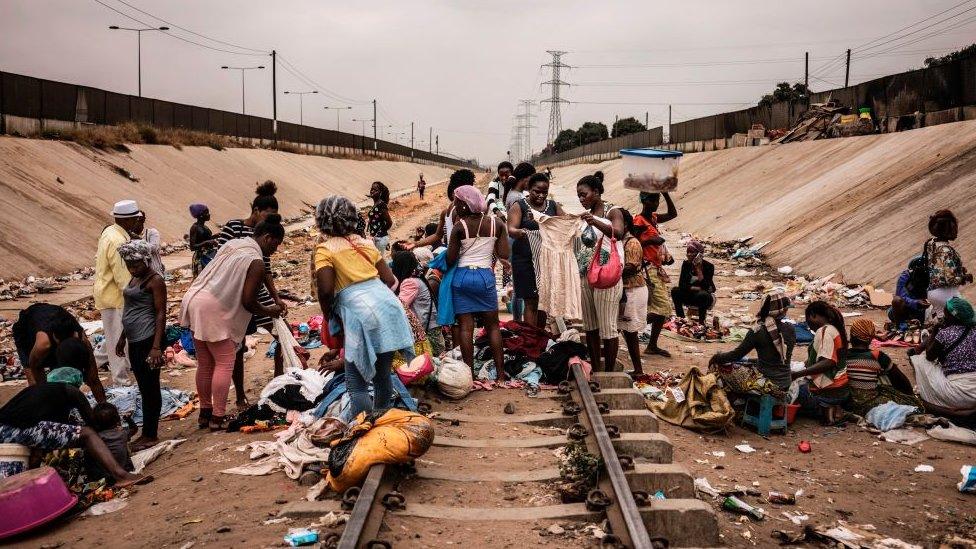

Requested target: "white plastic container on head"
[{"left": 620, "top": 148, "right": 682, "bottom": 192}]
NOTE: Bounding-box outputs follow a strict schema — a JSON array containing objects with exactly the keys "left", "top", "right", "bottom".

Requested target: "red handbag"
[{"left": 587, "top": 236, "right": 622, "bottom": 289}]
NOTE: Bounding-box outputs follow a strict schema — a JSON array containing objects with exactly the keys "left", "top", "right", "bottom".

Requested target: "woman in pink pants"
[{"left": 180, "top": 215, "right": 285, "bottom": 430}]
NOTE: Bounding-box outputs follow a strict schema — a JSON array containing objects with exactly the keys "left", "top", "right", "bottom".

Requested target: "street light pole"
[
  {"left": 108, "top": 25, "right": 169, "bottom": 97},
  {"left": 283, "top": 90, "right": 317, "bottom": 125},
  {"left": 324, "top": 106, "right": 352, "bottom": 131},
  {"left": 221, "top": 65, "right": 265, "bottom": 114}
]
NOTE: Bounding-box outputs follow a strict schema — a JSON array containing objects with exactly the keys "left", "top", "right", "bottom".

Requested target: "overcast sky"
[{"left": 1, "top": 0, "right": 973, "bottom": 163}]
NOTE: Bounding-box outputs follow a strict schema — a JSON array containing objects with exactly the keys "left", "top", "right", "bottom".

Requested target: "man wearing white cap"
[{"left": 94, "top": 200, "right": 142, "bottom": 385}]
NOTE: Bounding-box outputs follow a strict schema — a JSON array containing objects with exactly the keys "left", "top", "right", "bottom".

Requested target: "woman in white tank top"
[{"left": 447, "top": 186, "right": 511, "bottom": 379}]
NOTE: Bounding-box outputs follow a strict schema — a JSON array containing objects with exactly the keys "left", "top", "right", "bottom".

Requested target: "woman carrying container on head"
[{"left": 313, "top": 196, "right": 414, "bottom": 427}]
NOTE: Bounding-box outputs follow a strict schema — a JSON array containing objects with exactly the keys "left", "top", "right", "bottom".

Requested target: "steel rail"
[
  {"left": 571, "top": 363, "right": 653, "bottom": 548},
  {"left": 336, "top": 463, "right": 390, "bottom": 549}
]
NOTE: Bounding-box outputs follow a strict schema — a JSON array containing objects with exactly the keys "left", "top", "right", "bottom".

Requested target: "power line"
[
  {"left": 92, "top": 0, "right": 266, "bottom": 56},
  {"left": 111, "top": 0, "right": 269, "bottom": 53},
  {"left": 570, "top": 100, "right": 754, "bottom": 106},
  {"left": 853, "top": 0, "right": 975, "bottom": 53}
]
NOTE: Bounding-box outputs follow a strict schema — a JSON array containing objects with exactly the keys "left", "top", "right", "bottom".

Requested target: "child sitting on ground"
[{"left": 85, "top": 402, "right": 137, "bottom": 482}]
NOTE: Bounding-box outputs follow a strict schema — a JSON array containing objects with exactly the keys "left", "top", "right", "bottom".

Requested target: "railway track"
[{"left": 279, "top": 369, "right": 719, "bottom": 548}]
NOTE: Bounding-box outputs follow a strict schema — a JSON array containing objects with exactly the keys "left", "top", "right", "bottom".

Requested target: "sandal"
[
  {"left": 643, "top": 347, "right": 672, "bottom": 358},
  {"left": 198, "top": 408, "right": 213, "bottom": 429},
  {"left": 209, "top": 415, "right": 230, "bottom": 432}
]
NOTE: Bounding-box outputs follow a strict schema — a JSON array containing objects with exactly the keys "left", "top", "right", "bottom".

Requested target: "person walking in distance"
[
  {"left": 635, "top": 192, "right": 678, "bottom": 358},
  {"left": 188, "top": 203, "right": 218, "bottom": 277},
  {"left": 94, "top": 200, "right": 141, "bottom": 385},
  {"left": 417, "top": 173, "right": 426, "bottom": 200}
]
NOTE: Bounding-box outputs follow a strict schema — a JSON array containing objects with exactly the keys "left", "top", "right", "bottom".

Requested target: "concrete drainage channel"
[{"left": 278, "top": 370, "right": 719, "bottom": 548}]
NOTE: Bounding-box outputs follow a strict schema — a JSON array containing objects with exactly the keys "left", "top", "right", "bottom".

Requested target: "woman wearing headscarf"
[
  {"left": 709, "top": 292, "right": 795, "bottom": 397},
  {"left": 925, "top": 210, "right": 972, "bottom": 322},
  {"left": 671, "top": 239, "right": 716, "bottom": 325},
  {"left": 912, "top": 296, "right": 976, "bottom": 415},
  {"left": 115, "top": 240, "right": 167, "bottom": 450},
  {"left": 188, "top": 203, "right": 218, "bottom": 277},
  {"left": 845, "top": 318, "right": 921, "bottom": 415},
  {"left": 447, "top": 185, "right": 510, "bottom": 378},
  {"left": 313, "top": 196, "right": 413, "bottom": 428},
  {"left": 181, "top": 215, "right": 285, "bottom": 430}
]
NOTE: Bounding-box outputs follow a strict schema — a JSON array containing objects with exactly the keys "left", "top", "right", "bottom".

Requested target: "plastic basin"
[{"left": 0, "top": 467, "right": 77, "bottom": 539}]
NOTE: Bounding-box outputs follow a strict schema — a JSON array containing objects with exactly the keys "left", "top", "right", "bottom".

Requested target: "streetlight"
[
  {"left": 108, "top": 25, "right": 169, "bottom": 97},
  {"left": 323, "top": 106, "right": 352, "bottom": 131},
  {"left": 283, "top": 90, "right": 317, "bottom": 125},
  {"left": 351, "top": 118, "right": 370, "bottom": 137},
  {"left": 221, "top": 65, "right": 264, "bottom": 115}
]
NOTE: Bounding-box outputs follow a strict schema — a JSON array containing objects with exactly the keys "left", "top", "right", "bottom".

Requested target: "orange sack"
[{"left": 325, "top": 408, "right": 434, "bottom": 493}]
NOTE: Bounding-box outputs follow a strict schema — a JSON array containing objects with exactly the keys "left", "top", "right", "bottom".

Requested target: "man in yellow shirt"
[{"left": 94, "top": 200, "right": 141, "bottom": 385}]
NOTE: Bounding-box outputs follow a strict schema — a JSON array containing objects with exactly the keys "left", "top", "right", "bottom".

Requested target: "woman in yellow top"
[{"left": 312, "top": 196, "right": 414, "bottom": 426}]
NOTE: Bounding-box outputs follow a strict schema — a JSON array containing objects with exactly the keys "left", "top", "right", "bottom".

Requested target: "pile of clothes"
[
  {"left": 661, "top": 317, "right": 732, "bottom": 341},
  {"left": 469, "top": 321, "right": 591, "bottom": 392},
  {"left": 633, "top": 370, "right": 684, "bottom": 402}
]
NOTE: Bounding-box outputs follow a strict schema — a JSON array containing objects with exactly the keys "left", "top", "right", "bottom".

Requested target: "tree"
[
  {"left": 759, "top": 82, "right": 809, "bottom": 106},
  {"left": 924, "top": 43, "right": 975, "bottom": 67},
  {"left": 577, "top": 122, "right": 609, "bottom": 145},
  {"left": 611, "top": 117, "right": 646, "bottom": 138},
  {"left": 553, "top": 129, "right": 578, "bottom": 153}
]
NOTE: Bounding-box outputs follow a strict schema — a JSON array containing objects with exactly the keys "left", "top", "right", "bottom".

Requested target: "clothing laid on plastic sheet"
[
  {"left": 221, "top": 418, "right": 331, "bottom": 479},
  {"left": 648, "top": 367, "right": 734, "bottom": 432},
  {"left": 911, "top": 353, "right": 976, "bottom": 411},
  {"left": 512, "top": 199, "right": 556, "bottom": 300},
  {"left": 334, "top": 277, "right": 414, "bottom": 383},
  {"left": 536, "top": 214, "right": 582, "bottom": 319},
  {"left": 180, "top": 238, "right": 264, "bottom": 344}
]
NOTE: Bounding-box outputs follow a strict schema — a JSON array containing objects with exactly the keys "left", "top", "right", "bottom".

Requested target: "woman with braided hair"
[{"left": 792, "top": 301, "right": 850, "bottom": 423}]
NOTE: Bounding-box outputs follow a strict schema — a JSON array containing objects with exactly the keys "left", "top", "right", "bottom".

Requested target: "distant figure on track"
[
  {"left": 216, "top": 181, "right": 287, "bottom": 405},
  {"left": 95, "top": 199, "right": 141, "bottom": 386},
  {"left": 635, "top": 191, "right": 677, "bottom": 358},
  {"left": 417, "top": 173, "right": 426, "bottom": 200},
  {"left": 188, "top": 203, "right": 218, "bottom": 277}
]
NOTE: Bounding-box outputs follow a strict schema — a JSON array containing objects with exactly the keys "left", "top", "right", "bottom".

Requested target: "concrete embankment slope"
[
  {"left": 552, "top": 120, "right": 976, "bottom": 294},
  {"left": 0, "top": 137, "right": 451, "bottom": 279}
]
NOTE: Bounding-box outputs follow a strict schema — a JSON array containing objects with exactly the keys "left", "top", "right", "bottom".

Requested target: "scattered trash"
[
  {"left": 710, "top": 451, "right": 726, "bottom": 458},
  {"left": 216, "top": 526, "right": 232, "bottom": 534},
  {"left": 722, "top": 495, "right": 764, "bottom": 521},
  {"left": 82, "top": 498, "right": 129, "bottom": 515},
  {"left": 777, "top": 266, "right": 793, "bottom": 275},
  {"left": 503, "top": 402, "right": 516, "bottom": 415},
  {"left": 959, "top": 465, "right": 976, "bottom": 494},
  {"left": 694, "top": 477, "right": 721, "bottom": 498},
  {"left": 735, "top": 444, "right": 756, "bottom": 454},
  {"left": 653, "top": 490, "right": 666, "bottom": 500},
  {"left": 914, "top": 464, "right": 934, "bottom": 473},
  {"left": 782, "top": 511, "right": 809, "bottom": 525},
  {"left": 767, "top": 491, "right": 796, "bottom": 505},
  {"left": 797, "top": 441, "right": 811, "bottom": 453},
  {"left": 547, "top": 524, "right": 565, "bottom": 535},
  {"left": 263, "top": 517, "right": 292, "bottom": 525},
  {"left": 284, "top": 528, "right": 319, "bottom": 547}
]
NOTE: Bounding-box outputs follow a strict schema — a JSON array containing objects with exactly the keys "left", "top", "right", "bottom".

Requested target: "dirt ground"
[{"left": 1, "top": 179, "right": 974, "bottom": 548}]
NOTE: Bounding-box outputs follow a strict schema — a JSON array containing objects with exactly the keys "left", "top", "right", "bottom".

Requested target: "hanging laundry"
[{"left": 536, "top": 214, "right": 583, "bottom": 320}]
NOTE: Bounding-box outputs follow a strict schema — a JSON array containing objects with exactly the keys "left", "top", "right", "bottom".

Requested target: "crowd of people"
[{"left": 0, "top": 162, "right": 972, "bottom": 501}]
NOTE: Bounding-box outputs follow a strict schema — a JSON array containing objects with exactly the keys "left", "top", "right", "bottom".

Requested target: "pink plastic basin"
[{"left": 0, "top": 466, "right": 77, "bottom": 539}]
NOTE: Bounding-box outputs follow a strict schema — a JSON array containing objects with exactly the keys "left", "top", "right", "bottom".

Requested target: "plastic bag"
[
  {"left": 396, "top": 354, "right": 434, "bottom": 386},
  {"left": 960, "top": 465, "right": 976, "bottom": 494},
  {"left": 326, "top": 408, "right": 434, "bottom": 492},
  {"left": 432, "top": 357, "right": 473, "bottom": 399}
]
